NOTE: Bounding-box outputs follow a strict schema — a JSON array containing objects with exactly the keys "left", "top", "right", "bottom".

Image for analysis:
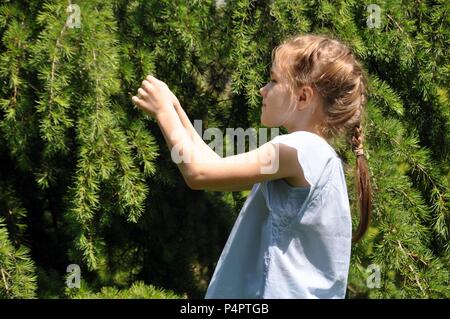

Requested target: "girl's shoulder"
[
  {"left": 269, "top": 131, "right": 340, "bottom": 188},
  {"left": 271, "top": 131, "right": 338, "bottom": 158}
]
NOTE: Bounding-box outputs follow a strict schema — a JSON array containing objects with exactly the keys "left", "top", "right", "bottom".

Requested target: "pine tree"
[
  {"left": 0, "top": 217, "right": 37, "bottom": 298},
  {"left": 66, "top": 280, "right": 184, "bottom": 299},
  {"left": 0, "top": 0, "right": 448, "bottom": 298}
]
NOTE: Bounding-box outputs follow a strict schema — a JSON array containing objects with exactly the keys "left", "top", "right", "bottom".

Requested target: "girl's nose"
[{"left": 260, "top": 85, "right": 266, "bottom": 96}]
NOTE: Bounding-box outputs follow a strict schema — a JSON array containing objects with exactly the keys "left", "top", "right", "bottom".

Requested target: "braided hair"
[{"left": 351, "top": 125, "right": 372, "bottom": 242}]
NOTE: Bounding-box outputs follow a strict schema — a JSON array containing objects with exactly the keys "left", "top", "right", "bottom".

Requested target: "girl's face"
[{"left": 259, "top": 66, "right": 296, "bottom": 128}]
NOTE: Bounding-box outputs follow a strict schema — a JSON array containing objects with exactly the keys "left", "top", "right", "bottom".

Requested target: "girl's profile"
[{"left": 132, "top": 33, "right": 373, "bottom": 299}]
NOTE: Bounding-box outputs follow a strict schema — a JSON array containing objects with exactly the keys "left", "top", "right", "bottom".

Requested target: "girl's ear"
[{"left": 296, "top": 86, "right": 314, "bottom": 110}]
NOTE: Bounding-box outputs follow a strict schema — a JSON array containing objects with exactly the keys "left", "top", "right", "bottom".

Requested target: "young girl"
[{"left": 132, "top": 33, "right": 372, "bottom": 299}]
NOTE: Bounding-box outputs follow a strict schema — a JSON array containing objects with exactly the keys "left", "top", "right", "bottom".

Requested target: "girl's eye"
[{"left": 270, "top": 79, "right": 276, "bottom": 83}]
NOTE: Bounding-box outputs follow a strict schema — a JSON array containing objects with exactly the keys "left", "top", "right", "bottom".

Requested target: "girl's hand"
[{"left": 132, "top": 75, "right": 175, "bottom": 118}]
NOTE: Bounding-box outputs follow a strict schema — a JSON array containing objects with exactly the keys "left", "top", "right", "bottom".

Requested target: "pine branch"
[
  {"left": 0, "top": 267, "right": 10, "bottom": 295},
  {"left": 49, "top": 22, "right": 67, "bottom": 113}
]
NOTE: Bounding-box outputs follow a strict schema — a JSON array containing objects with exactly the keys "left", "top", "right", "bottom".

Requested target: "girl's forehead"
[
  {"left": 271, "top": 66, "right": 288, "bottom": 83},
  {"left": 270, "top": 66, "right": 282, "bottom": 77},
  {"left": 271, "top": 60, "right": 289, "bottom": 77}
]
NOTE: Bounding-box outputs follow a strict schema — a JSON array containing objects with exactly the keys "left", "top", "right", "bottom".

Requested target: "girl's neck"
[{"left": 285, "top": 123, "right": 327, "bottom": 140}]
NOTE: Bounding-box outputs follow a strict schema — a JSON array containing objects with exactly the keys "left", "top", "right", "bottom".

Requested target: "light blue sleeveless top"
[{"left": 205, "top": 131, "right": 352, "bottom": 299}]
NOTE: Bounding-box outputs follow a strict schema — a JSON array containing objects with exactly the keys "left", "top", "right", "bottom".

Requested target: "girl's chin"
[{"left": 260, "top": 117, "right": 272, "bottom": 128}]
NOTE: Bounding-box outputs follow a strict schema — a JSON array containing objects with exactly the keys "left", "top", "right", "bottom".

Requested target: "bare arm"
[
  {"left": 203, "top": 184, "right": 254, "bottom": 192},
  {"left": 171, "top": 95, "right": 221, "bottom": 162},
  {"left": 133, "top": 77, "right": 286, "bottom": 192},
  {"left": 171, "top": 96, "right": 253, "bottom": 191}
]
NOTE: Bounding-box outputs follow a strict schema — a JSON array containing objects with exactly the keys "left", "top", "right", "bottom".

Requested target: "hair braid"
[
  {"left": 352, "top": 125, "right": 364, "bottom": 156},
  {"left": 351, "top": 124, "right": 372, "bottom": 242}
]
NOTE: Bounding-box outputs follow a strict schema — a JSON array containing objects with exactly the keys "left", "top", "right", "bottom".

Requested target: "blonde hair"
[{"left": 272, "top": 33, "right": 372, "bottom": 243}]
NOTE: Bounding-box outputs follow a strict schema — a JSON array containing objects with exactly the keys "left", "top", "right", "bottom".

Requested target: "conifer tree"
[{"left": 0, "top": 217, "right": 37, "bottom": 298}]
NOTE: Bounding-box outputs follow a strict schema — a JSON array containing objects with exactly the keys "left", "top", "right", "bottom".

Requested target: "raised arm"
[
  {"left": 171, "top": 95, "right": 253, "bottom": 191},
  {"left": 132, "top": 76, "right": 296, "bottom": 192},
  {"left": 171, "top": 94, "right": 221, "bottom": 163}
]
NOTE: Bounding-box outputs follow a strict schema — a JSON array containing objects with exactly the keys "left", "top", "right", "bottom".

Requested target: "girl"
[{"left": 132, "top": 33, "right": 372, "bottom": 299}]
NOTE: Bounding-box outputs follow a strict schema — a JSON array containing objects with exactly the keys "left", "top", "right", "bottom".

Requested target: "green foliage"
[
  {"left": 0, "top": 0, "right": 448, "bottom": 299},
  {"left": 67, "top": 281, "right": 184, "bottom": 299},
  {"left": 0, "top": 218, "right": 37, "bottom": 298}
]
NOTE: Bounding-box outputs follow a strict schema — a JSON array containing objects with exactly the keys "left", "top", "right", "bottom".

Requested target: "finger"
[
  {"left": 147, "top": 74, "right": 161, "bottom": 83},
  {"left": 146, "top": 75, "right": 163, "bottom": 86},
  {"left": 141, "top": 78, "right": 152, "bottom": 87},
  {"left": 137, "top": 88, "right": 147, "bottom": 99},
  {"left": 132, "top": 96, "right": 144, "bottom": 107},
  {"left": 141, "top": 80, "right": 152, "bottom": 93}
]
